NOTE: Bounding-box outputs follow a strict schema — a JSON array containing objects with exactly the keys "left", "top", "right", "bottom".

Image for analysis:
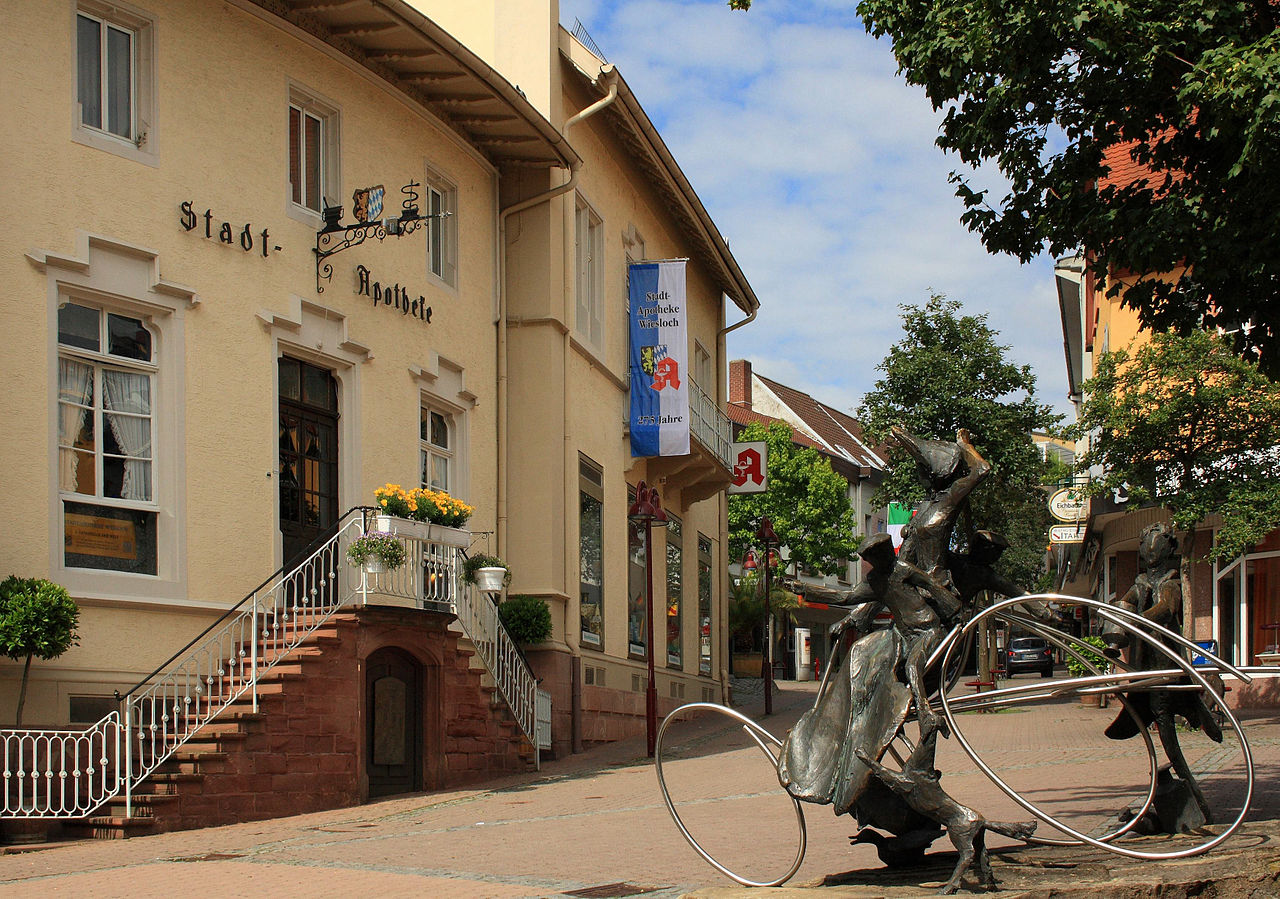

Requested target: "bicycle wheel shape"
[
  {"left": 937, "top": 594, "right": 1255, "bottom": 861},
  {"left": 655, "top": 702, "right": 807, "bottom": 887}
]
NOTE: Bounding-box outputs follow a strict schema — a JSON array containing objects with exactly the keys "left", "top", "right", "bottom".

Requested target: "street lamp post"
[
  {"left": 628, "top": 480, "right": 668, "bottom": 757},
  {"left": 756, "top": 518, "right": 780, "bottom": 715}
]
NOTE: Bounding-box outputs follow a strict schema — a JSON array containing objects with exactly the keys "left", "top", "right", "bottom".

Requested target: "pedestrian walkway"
[{"left": 0, "top": 678, "right": 1275, "bottom": 898}]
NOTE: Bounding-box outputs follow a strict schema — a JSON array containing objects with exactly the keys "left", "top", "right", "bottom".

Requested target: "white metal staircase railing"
[
  {"left": 1, "top": 512, "right": 369, "bottom": 819},
  {"left": 361, "top": 517, "right": 551, "bottom": 765},
  {"left": 1, "top": 508, "right": 549, "bottom": 818}
]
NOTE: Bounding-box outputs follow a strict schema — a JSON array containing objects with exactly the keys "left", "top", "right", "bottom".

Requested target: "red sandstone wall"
[{"left": 156, "top": 607, "right": 531, "bottom": 831}]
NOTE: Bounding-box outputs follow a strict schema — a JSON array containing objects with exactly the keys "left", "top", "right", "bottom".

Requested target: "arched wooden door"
[{"left": 366, "top": 647, "right": 422, "bottom": 798}]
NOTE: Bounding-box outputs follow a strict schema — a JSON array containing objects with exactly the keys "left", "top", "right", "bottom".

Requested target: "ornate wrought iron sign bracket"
[{"left": 313, "top": 180, "right": 450, "bottom": 294}]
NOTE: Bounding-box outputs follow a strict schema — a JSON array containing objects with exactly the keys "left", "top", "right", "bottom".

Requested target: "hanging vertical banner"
[{"left": 629, "top": 260, "right": 689, "bottom": 457}]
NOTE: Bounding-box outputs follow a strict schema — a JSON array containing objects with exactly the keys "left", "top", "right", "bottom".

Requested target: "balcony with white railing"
[
  {"left": 1, "top": 509, "right": 548, "bottom": 820},
  {"left": 690, "top": 376, "right": 733, "bottom": 470},
  {"left": 640, "top": 376, "right": 735, "bottom": 502}
]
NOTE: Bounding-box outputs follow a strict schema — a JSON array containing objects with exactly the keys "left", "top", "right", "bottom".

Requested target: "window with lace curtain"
[{"left": 57, "top": 301, "right": 157, "bottom": 574}]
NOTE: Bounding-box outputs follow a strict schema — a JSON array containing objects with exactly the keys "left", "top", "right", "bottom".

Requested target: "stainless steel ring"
[
  {"left": 655, "top": 702, "right": 807, "bottom": 887},
  {"left": 940, "top": 594, "right": 1254, "bottom": 860}
]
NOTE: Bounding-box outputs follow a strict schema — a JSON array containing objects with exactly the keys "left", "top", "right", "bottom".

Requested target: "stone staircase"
[{"left": 64, "top": 607, "right": 534, "bottom": 839}]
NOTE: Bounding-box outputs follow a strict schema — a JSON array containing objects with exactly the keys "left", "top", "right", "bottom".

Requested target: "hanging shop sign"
[
  {"left": 728, "top": 441, "right": 767, "bottom": 494},
  {"left": 1048, "top": 486, "right": 1089, "bottom": 522},
  {"left": 314, "top": 180, "right": 447, "bottom": 294},
  {"left": 1049, "top": 523, "right": 1087, "bottom": 544},
  {"left": 355, "top": 265, "right": 432, "bottom": 324},
  {"left": 628, "top": 259, "right": 689, "bottom": 457},
  {"left": 179, "top": 201, "right": 281, "bottom": 258}
]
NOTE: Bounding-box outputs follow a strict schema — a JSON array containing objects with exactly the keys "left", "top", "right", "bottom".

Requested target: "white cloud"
[{"left": 561, "top": 0, "right": 1076, "bottom": 419}]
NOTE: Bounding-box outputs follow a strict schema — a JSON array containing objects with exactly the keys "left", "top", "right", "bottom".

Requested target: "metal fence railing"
[
  {"left": 2, "top": 509, "right": 549, "bottom": 817},
  {"left": 689, "top": 377, "right": 733, "bottom": 470}
]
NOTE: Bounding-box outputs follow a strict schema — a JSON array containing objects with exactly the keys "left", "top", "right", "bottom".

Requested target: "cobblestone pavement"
[{"left": 0, "top": 677, "right": 1276, "bottom": 898}]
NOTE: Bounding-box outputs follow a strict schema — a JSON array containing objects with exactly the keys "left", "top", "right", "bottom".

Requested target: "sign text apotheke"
[
  {"left": 180, "top": 201, "right": 281, "bottom": 257},
  {"left": 356, "top": 265, "right": 432, "bottom": 323}
]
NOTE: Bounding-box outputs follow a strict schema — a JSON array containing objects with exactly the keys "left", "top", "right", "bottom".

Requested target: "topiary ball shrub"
[{"left": 498, "top": 594, "right": 552, "bottom": 645}]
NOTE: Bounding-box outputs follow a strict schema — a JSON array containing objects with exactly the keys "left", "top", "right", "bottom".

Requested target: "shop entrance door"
[
  {"left": 366, "top": 647, "right": 422, "bottom": 797},
  {"left": 278, "top": 357, "right": 339, "bottom": 568}
]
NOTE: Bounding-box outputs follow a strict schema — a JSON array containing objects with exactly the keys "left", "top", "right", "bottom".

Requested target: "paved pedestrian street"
[{"left": 1, "top": 680, "right": 1276, "bottom": 898}]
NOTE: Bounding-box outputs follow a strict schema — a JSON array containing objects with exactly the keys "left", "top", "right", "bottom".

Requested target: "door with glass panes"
[{"left": 278, "top": 358, "right": 339, "bottom": 568}]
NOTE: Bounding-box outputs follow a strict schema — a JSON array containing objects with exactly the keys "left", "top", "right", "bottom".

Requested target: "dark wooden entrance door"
[
  {"left": 278, "top": 357, "right": 339, "bottom": 568},
  {"left": 366, "top": 647, "right": 422, "bottom": 797}
]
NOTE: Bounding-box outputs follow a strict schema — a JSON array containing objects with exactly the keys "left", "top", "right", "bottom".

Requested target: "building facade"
[
  {"left": 1055, "top": 253, "right": 1279, "bottom": 708},
  {"left": 726, "top": 359, "right": 887, "bottom": 677},
  {"left": 0, "top": 0, "right": 756, "bottom": 820}
]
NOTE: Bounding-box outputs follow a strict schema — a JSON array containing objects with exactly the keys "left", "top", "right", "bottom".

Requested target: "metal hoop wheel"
[
  {"left": 655, "top": 702, "right": 807, "bottom": 887},
  {"left": 937, "top": 594, "right": 1256, "bottom": 861}
]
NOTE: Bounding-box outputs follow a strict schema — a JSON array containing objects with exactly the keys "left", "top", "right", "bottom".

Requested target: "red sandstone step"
[{"left": 63, "top": 815, "right": 155, "bottom": 840}]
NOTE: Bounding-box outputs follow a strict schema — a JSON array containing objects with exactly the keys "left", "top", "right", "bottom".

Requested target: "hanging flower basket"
[
  {"left": 462, "top": 554, "right": 511, "bottom": 591},
  {"left": 347, "top": 532, "right": 406, "bottom": 572},
  {"left": 474, "top": 567, "right": 507, "bottom": 593}
]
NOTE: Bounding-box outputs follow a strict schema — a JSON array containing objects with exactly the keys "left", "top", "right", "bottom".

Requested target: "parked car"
[{"left": 1006, "top": 636, "right": 1055, "bottom": 677}]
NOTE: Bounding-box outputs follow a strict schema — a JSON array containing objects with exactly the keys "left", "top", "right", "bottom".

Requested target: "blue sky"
[{"left": 559, "top": 0, "right": 1073, "bottom": 420}]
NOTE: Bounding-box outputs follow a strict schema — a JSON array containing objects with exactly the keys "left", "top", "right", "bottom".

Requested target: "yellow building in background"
[{"left": 1055, "top": 255, "right": 1279, "bottom": 708}]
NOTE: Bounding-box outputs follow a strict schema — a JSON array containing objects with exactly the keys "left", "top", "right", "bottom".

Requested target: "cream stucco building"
[{"left": 0, "top": 0, "right": 757, "bottom": 823}]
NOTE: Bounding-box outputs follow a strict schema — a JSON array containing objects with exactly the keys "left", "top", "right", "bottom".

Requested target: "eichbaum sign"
[
  {"left": 1049, "top": 524, "right": 1087, "bottom": 544},
  {"left": 728, "top": 441, "right": 767, "bottom": 494},
  {"left": 1048, "top": 486, "right": 1089, "bottom": 522}
]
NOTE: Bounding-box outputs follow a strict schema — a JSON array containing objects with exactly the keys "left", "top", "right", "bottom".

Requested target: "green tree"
[
  {"left": 0, "top": 576, "right": 80, "bottom": 726},
  {"left": 1074, "top": 329, "right": 1280, "bottom": 626},
  {"left": 727, "top": 572, "right": 799, "bottom": 645},
  {"left": 858, "top": 295, "right": 1061, "bottom": 587},
  {"left": 731, "top": 0, "right": 1280, "bottom": 373},
  {"left": 728, "top": 421, "right": 859, "bottom": 576}
]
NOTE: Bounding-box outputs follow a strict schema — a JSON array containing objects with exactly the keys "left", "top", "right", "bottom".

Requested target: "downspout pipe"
[
  {"left": 496, "top": 66, "right": 617, "bottom": 756},
  {"left": 496, "top": 64, "right": 618, "bottom": 557}
]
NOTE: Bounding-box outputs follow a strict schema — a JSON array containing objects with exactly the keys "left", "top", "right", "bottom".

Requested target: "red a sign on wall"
[{"left": 729, "top": 441, "right": 768, "bottom": 494}]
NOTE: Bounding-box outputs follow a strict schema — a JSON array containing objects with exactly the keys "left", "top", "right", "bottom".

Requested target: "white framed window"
[
  {"left": 424, "top": 167, "right": 457, "bottom": 287},
  {"left": 37, "top": 236, "right": 191, "bottom": 602},
  {"left": 575, "top": 195, "right": 604, "bottom": 352},
  {"left": 666, "top": 514, "right": 683, "bottom": 668},
  {"left": 624, "top": 225, "right": 646, "bottom": 313},
  {"left": 288, "top": 85, "right": 340, "bottom": 218},
  {"left": 73, "top": 1, "right": 156, "bottom": 162},
  {"left": 580, "top": 457, "right": 604, "bottom": 648},
  {"left": 420, "top": 405, "right": 454, "bottom": 492},
  {"left": 57, "top": 302, "right": 158, "bottom": 575},
  {"left": 693, "top": 341, "right": 712, "bottom": 392}
]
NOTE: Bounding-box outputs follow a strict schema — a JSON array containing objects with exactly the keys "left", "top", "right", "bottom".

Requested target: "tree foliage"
[
  {"left": 727, "top": 572, "right": 799, "bottom": 640},
  {"left": 0, "top": 576, "right": 80, "bottom": 726},
  {"left": 1074, "top": 328, "right": 1280, "bottom": 570},
  {"left": 732, "top": 0, "right": 1280, "bottom": 373},
  {"left": 858, "top": 295, "right": 1062, "bottom": 587},
  {"left": 728, "top": 421, "right": 859, "bottom": 576}
]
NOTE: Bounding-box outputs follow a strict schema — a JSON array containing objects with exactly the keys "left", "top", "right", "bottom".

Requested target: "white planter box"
[{"left": 372, "top": 515, "right": 469, "bottom": 548}]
